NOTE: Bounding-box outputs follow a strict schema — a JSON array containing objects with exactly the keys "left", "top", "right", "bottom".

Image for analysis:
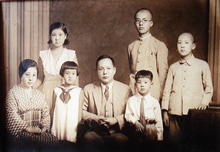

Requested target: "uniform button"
[
  {"left": 183, "top": 85, "right": 185, "bottom": 87},
  {"left": 137, "top": 61, "right": 139, "bottom": 63},
  {"left": 138, "top": 51, "right": 140, "bottom": 54},
  {"left": 184, "top": 78, "right": 186, "bottom": 80},
  {"left": 140, "top": 43, "right": 142, "bottom": 45}
]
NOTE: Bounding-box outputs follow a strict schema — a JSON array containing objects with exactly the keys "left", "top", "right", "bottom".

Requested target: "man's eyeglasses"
[{"left": 135, "top": 19, "right": 152, "bottom": 24}]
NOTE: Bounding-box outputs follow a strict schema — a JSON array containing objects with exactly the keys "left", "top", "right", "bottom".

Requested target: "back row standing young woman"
[{"left": 34, "top": 22, "right": 78, "bottom": 118}]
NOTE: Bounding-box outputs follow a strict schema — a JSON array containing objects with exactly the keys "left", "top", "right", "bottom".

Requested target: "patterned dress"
[
  {"left": 38, "top": 48, "right": 78, "bottom": 117},
  {"left": 6, "top": 85, "right": 58, "bottom": 145}
]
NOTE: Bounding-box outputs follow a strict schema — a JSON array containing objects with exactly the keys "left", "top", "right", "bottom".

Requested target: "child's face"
[
  {"left": 177, "top": 33, "right": 196, "bottom": 59},
  {"left": 50, "top": 28, "right": 67, "bottom": 48},
  {"left": 20, "top": 67, "right": 37, "bottom": 89},
  {"left": 63, "top": 69, "right": 78, "bottom": 86},
  {"left": 136, "top": 77, "right": 152, "bottom": 96},
  {"left": 135, "top": 10, "right": 153, "bottom": 37}
]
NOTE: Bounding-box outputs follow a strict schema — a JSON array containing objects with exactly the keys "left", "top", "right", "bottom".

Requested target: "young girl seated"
[
  {"left": 51, "top": 61, "right": 82, "bottom": 143},
  {"left": 6, "top": 59, "right": 58, "bottom": 148}
]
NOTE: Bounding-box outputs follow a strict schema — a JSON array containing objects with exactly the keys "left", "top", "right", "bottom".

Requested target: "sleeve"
[
  {"left": 127, "top": 44, "right": 132, "bottom": 73},
  {"left": 114, "top": 86, "right": 132, "bottom": 130},
  {"left": 201, "top": 63, "right": 213, "bottom": 105},
  {"left": 82, "top": 86, "right": 98, "bottom": 122},
  {"left": 127, "top": 42, "right": 136, "bottom": 74},
  {"left": 156, "top": 42, "right": 169, "bottom": 99},
  {"left": 154, "top": 102, "right": 163, "bottom": 140},
  {"left": 40, "top": 93, "right": 50, "bottom": 131},
  {"left": 50, "top": 89, "right": 57, "bottom": 125},
  {"left": 6, "top": 90, "right": 28, "bottom": 136},
  {"left": 73, "top": 53, "right": 78, "bottom": 65},
  {"left": 161, "top": 66, "right": 174, "bottom": 111},
  {"left": 125, "top": 98, "right": 138, "bottom": 124},
  {"left": 78, "top": 90, "right": 84, "bottom": 123}
]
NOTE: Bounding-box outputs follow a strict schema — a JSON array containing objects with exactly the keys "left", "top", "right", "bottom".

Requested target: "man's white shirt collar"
[
  {"left": 137, "top": 92, "right": 151, "bottom": 102},
  {"left": 101, "top": 81, "right": 113, "bottom": 93}
]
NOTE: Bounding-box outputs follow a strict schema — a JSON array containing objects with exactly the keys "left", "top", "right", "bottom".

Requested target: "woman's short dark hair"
[
  {"left": 19, "top": 59, "right": 38, "bottom": 78},
  {"left": 96, "top": 55, "right": 115, "bottom": 69},
  {"left": 135, "top": 70, "right": 153, "bottom": 81},
  {"left": 59, "top": 61, "right": 79, "bottom": 77},
  {"left": 47, "top": 22, "right": 69, "bottom": 45}
]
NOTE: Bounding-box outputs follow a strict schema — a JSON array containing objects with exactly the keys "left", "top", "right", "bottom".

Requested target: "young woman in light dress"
[{"left": 35, "top": 22, "right": 78, "bottom": 118}]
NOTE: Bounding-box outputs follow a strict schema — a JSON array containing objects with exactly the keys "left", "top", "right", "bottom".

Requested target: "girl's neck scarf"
[{"left": 59, "top": 85, "right": 77, "bottom": 104}]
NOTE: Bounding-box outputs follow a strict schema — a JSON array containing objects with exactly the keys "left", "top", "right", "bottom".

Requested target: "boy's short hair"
[
  {"left": 134, "top": 8, "right": 153, "bottom": 20},
  {"left": 96, "top": 55, "right": 115, "bottom": 69},
  {"left": 47, "top": 22, "right": 69, "bottom": 45},
  {"left": 59, "top": 61, "right": 79, "bottom": 77},
  {"left": 178, "top": 32, "right": 195, "bottom": 43},
  {"left": 135, "top": 70, "right": 153, "bottom": 82}
]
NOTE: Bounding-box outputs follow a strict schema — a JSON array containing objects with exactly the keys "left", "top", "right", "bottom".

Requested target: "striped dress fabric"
[{"left": 6, "top": 85, "right": 58, "bottom": 145}]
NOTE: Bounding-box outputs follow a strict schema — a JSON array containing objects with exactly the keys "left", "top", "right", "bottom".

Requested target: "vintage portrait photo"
[{"left": 0, "top": 0, "right": 219, "bottom": 151}]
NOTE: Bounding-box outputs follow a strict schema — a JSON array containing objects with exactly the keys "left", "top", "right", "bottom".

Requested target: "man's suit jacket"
[{"left": 82, "top": 80, "right": 131, "bottom": 130}]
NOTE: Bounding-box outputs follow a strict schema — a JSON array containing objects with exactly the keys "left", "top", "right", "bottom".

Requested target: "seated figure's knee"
[
  {"left": 106, "top": 133, "right": 129, "bottom": 148},
  {"left": 83, "top": 131, "right": 104, "bottom": 144}
]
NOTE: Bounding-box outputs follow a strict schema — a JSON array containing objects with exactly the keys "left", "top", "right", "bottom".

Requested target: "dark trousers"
[
  {"left": 167, "top": 114, "right": 190, "bottom": 143},
  {"left": 83, "top": 131, "right": 129, "bottom": 152}
]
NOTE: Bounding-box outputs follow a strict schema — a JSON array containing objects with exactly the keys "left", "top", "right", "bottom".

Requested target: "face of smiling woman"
[
  {"left": 20, "top": 67, "right": 38, "bottom": 89},
  {"left": 96, "top": 58, "right": 116, "bottom": 85}
]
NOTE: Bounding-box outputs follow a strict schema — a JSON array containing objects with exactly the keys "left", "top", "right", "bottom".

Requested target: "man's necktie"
[
  {"left": 140, "top": 97, "right": 146, "bottom": 129},
  {"left": 104, "top": 85, "right": 109, "bottom": 101}
]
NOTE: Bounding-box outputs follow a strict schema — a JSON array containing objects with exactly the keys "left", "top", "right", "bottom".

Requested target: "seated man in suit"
[{"left": 81, "top": 55, "right": 131, "bottom": 151}]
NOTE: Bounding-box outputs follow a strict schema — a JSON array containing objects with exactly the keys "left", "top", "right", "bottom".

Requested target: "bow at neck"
[{"left": 59, "top": 85, "right": 77, "bottom": 104}]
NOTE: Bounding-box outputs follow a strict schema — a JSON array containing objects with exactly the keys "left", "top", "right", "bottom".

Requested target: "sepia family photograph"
[{"left": 0, "top": 0, "right": 220, "bottom": 151}]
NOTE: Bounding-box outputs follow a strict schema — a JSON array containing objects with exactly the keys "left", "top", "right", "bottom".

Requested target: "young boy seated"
[
  {"left": 125, "top": 70, "right": 163, "bottom": 148},
  {"left": 162, "top": 32, "right": 213, "bottom": 143}
]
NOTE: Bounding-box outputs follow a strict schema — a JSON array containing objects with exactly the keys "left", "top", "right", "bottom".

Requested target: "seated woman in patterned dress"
[{"left": 5, "top": 59, "right": 58, "bottom": 148}]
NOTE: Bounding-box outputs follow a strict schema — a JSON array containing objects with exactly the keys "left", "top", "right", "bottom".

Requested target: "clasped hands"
[
  {"left": 94, "top": 115, "right": 117, "bottom": 129},
  {"left": 25, "top": 126, "right": 47, "bottom": 134},
  {"left": 135, "top": 120, "right": 145, "bottom": 133}
]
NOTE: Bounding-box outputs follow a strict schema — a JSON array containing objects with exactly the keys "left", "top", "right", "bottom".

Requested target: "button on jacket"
[
  {"left": 162, "top": 55, "right": 213, "bottom": 115},
  {"left": 128, "top": 34, "right": 168, "bottom": 100}
]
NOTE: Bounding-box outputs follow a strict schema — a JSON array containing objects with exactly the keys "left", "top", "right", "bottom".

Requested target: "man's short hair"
[
  {"left": 134, "top": 8, "right": 153, "bottom": 20},
  {"left": 96, "top": 55, "right": 115, "bottom": 69}
]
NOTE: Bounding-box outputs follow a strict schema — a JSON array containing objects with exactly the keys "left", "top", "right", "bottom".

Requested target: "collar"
[
  {"left": 137, "top": 92, "right": 151, "bottom": 101},
  {"left": 59, "top": 85, "right": 78, "bottom": 91},
  {"left": 139, "top": 33, "right": 151, "bottom": 41},
  {"left": 179, "top": 54, "right": 195, "bottom": 66},
  {"left": 101, "top": 81, "right": 113, "bottom": 93}
]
